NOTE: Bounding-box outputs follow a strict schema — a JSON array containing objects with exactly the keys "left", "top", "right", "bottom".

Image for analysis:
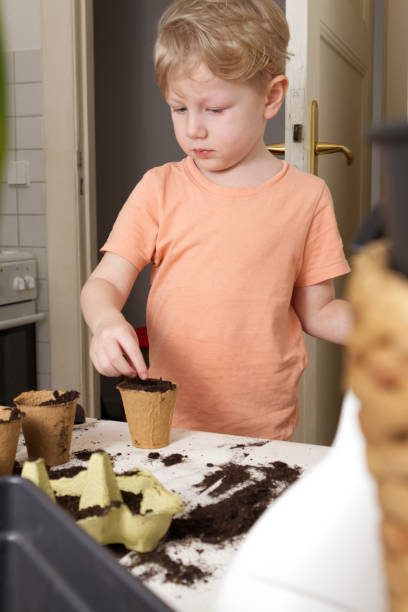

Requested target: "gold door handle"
[
  {"left": 266, "top": 141, "right": 352, "bottom": 164},
  {"left": 315, "top": 143, "right": 353, "bottom": 163},
  {"left": 266, "top": 143, "right": 285, "bottom": 155},
  {"left": 311, "top": 100, "right": 354, "bottom": 175}
]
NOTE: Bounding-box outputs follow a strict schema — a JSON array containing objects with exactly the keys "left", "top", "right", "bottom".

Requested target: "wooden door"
[{"left": 285, "top": 0, "right": 373, "bottom": 444}]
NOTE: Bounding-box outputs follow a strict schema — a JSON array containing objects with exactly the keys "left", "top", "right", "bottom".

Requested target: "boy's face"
[{"left": 165, "top": 63, "right": 276, "bottom": 182}]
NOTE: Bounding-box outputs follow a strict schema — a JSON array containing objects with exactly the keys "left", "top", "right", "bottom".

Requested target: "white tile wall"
[
  {"left": 15, "top": 83, "right": 43, "bottom": 116},
  {"left": 0, "top": 214, "right": 18, "bottom": 245},
  {"left": 6, "top": 84, "right": 15, "bottom": 118},
  {"left": 0, "top": 49, "right": 50, "bottom": 389},
  {"left": 14, "top": 49, "right": 42, "bottom": 83},
  {"left": 0, "top": 150, "right": 15, "bottom": 182},
  {"left": 5, "top": 52, "right": 14, "bottom": 83},
  {"left": 16, "top": 116, "right": 44, "bottom": 149},
  {"left": 1, "top": 183, "right": 17, "bottom": 213},
  {"left": 17, "top": 182, "right": 45, "bottom": 214},
  {"left": 6, "top": 117, "right": 16, "bottom": 149},
  {"left": 18, "top": 214, "right": 46, "bottom": 246},
  {"left": 16, "top": 149, "right": 44, "bottom": 181}
]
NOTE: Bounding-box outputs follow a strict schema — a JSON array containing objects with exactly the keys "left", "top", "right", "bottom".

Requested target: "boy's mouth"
[{"left": 193, "top": 149, "right": 213, "bottom": 158}]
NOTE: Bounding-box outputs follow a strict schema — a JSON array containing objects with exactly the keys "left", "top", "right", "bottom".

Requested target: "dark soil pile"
[
  {"left": 122, "top": 460, "right": 301, "bottom": 586},
  {"left": 168, "top": 461, "right": 301, "bottom": 544},
  {"left": 162, "top": 453, "right": 185, "bottom": 466},
  {"left": 147, "top": 451, "right": 186, "bottom": 466},
  {"left": 193, "top": 463, "right": 252, "bottom": 497},
  {"left": 121, "top": 490, "right": 143, "bottom": 514},
  {"left": 74, "top": 449, "right": 98, "bottom": 461},
  {"left": 0, "top": 407, "right": 25, "bottom": 422},
  {"left": 39, "top": 390, "right": 79, "bottom": 405},
  {"left": 55, "top": 494, "right": 81, "bottom": 515},
  {"left": 48, "top": 465, "right": 86, "bottom": 479},
  {"left": 230, "top": 440, "right": 269, "bottom": 449},
  {"left": 55, "top": 489, "right": 143, "bottom": 518},
  {"left": 118, "top": 377, "right": 176, "bottom": 393},
  {"left": 127, "top": 550, "right": 210, "bottom": 586},
  {"left": 73, "top": 449, "right": 122, "bottom": 465},
  {"left": 120, "top": 469, "right": 140, "bottom": 476},
  {"left": 56, "top": 495, "right": 122, "bottom": 520},
  {"left": 13, "top": 461, "right": 22, "bottom": 475}
]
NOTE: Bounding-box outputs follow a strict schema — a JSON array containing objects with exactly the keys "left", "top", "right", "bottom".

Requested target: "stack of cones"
[{"left": 346, "top": 241, "right": 408, "bottom": 612}]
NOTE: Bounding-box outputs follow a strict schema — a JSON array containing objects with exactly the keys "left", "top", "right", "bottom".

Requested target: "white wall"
[
  {"left": 2, "top": 0, "right": 41, "bottom": 50},
  {"left": 1, "top": 0, "right": 50, "bottom": 389}
]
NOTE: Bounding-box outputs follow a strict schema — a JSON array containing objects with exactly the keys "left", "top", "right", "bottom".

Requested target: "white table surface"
[{"left": 15, "top": 420, "right": 330, "bottom": 612}]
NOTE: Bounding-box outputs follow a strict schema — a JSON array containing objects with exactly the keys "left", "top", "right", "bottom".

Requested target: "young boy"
[{"left": 80, "top": 0, "right": 351, "bottom": 440}]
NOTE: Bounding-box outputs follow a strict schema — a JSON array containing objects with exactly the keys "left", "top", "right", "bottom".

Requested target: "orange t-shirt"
[{"left": 102, "top": 157, "right": 350, "bottom": 439}]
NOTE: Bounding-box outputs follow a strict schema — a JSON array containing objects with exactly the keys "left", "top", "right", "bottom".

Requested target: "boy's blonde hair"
[{"left": 154, "top": 0, "right": 290, "bottom": 95}]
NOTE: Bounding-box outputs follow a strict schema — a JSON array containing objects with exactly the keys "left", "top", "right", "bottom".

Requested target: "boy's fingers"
[
  {"left": 119, "top": 334, "right": 148, "bottom": 379},
  {"left": 100, "top": 338, "right": 138, "bottom": 378},
  {"left": 92, "top": 351, "right": 123, "bottom": 378},
  {"left": 112, "top": 352, "right": 139, "bottom": 378},
  {"left": 90, "top": 325, "right": 148, "bottom": 379},
  {"left": 125, "top": 353, "right": 148, "bottom": 379}
]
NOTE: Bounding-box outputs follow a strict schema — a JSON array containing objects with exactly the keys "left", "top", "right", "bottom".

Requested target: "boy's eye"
[
  {"left": 172, "top": 107, "right": 186, "bottom": 113},
  {"left": 207, "top": 108, "right": 224, "bottom": 113}
]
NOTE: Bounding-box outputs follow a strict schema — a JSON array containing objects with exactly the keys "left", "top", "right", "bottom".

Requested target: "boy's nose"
[{"left": 186, "top": 113, "right": 207, "bottom": 139}]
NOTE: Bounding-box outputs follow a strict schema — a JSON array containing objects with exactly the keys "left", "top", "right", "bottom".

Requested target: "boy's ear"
[{"left": 264, "top": 75, "right": 289, "bottom": 120}]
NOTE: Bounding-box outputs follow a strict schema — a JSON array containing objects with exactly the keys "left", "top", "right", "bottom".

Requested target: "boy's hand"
[
  {"left": 80, "top": 253, "right": 147, "bottom": 379},
  {"left": 90, "top": 312, "right": 148, "bottom": 379}
]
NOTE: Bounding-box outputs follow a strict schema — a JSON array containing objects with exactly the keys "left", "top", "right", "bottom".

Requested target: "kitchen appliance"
[{"left": 0, "top": 250, "right": 45, "bottom": 405}]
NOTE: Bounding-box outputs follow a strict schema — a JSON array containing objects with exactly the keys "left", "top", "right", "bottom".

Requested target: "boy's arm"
[
  {"left": 292, "top": 279, "right": 352, "bottom": 345},
  {"left": 80, "top": 252, "right": 148, "bottom": 379}
]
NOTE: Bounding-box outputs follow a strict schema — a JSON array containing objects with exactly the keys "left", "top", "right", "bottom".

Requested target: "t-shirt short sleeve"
[
  {"left": 100, "top": 170, "right": 159, "bottom": 271},
  {"left": 295, "top": 182, "right": 350, "bottom": 287}
]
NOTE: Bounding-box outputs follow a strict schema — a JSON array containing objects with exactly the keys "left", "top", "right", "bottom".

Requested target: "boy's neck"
[{"left": 193, "top": 147, "right": 284, "bottom": 189}]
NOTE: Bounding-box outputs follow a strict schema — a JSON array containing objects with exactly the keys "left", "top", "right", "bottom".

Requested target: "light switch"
[{"left": 7, "top": 160, "right": 31, "bottom": 186}]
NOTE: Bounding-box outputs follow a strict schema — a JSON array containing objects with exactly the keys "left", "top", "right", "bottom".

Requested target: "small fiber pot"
[
  {"left": 117, "top": 378, "right": 177, "bottom": 449},
  {"left": 0, "top": 406, "right": 25, "bottom": 475},
  {"left": 14, "top": 390, "right": 79, "bottom": 467}
]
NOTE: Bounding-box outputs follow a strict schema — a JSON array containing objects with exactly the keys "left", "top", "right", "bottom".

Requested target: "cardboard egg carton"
[{"left": 22, "top": 451, "right": 184, "bottom": 552}]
